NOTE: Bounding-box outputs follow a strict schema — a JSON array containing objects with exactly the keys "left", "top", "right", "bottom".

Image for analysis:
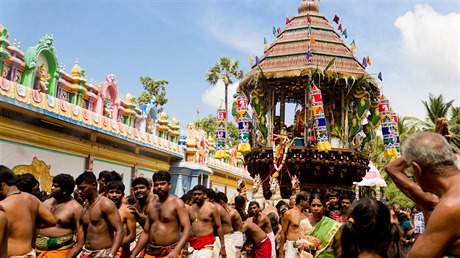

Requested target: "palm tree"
[
  {"left": 421, "top": 93, "right": 454, "bottom": 125},
  {"left": 205, "top": 57, "right": 240, "bottom": 142}
]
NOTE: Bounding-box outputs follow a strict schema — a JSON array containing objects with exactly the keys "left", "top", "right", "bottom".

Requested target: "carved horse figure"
[
  {"left": 290, "top": 175, "right": 300, "bottom": 207},
  {"left": 237, "top": 177, "right": 247, "bottom": 199},
  {"left": 269, "top": 175, "right": 282, "bottom": 205},
  {"left": 252, "top": 174, "right": 265, "bottom": 208}
]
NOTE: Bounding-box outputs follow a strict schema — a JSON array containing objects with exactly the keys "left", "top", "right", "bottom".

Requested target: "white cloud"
[
  {"left": 394, "top": 4, "right": 459, "bottom": 108},
  {"left": 201, "top": 79, "right": 239, "bottom": 112}
]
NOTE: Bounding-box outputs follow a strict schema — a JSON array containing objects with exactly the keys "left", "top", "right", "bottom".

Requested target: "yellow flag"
[
  {"left": 351, "top": 44, "right": 356, "bottom": 54},
  {"left": 310, "top": 37, "right": 317, "bottom": 45},
  {"left": 265, "top": 43, "right": 269, "bottom": 52},
  {"left": 366, "top": 55, "right": 372, "bottom": 65},
  {"left": 249, "top": 55, "right": 254, "bottom": 63}
]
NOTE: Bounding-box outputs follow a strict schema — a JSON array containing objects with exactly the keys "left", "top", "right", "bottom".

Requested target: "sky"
[{"left": 1, "top": 0, "right": 459, "bottom": 132}]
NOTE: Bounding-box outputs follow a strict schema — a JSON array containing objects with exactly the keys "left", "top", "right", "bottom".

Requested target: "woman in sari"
[{"left": 299, "top": 193, "right": 341, "bottom": 258}]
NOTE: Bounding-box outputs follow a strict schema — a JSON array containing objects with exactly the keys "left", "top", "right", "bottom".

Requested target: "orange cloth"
[
  {"left": 144, "top": 253, "right": 181, "bottom": 258},
  {"left": 36, "top": 249, "right": 70, "bottom": 258},
  {"left": 115, "top": 247, "right": 130, "bottom": 258}
]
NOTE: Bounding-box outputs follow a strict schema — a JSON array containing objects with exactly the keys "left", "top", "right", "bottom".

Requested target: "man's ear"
[{"left": 412, "top": 161, "right": 423, "bottom": 176}]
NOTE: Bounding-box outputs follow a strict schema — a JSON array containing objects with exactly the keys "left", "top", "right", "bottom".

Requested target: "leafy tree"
[
  {"left": 135, "top": 76, "right": 169, "bottom": 112},
  {"left": 205, "top": 57, "right": 240, "bottom": 143},
  {"left": 194, "top": 114, "right": 238, "bottom": 147}
]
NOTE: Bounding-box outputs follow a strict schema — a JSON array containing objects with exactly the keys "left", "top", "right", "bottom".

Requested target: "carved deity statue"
[
  {"left": 35, "top": 64, "right": 51, "bottom": 92},
  {"left": 185, "top": 123, "right": 200, "bottom": 162}
]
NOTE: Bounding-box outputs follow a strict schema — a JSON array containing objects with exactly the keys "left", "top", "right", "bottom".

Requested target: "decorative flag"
[
  {"left": 265, "top": 43, "right": 269, "bottom": 52},
  {"left": 306, "top": 50, "right": 313, "bottom": 60},
  {"left": 272, "top": 26, "right": 277, "bottom": 37},
  {"left": 286, "top": 16, "right": 290, "bottom": 24},
  {"left": 307, "top": 23, "right": 312, "bottom": 31},
  {"left": 215, "top": 103, "right": 227, "bottom": 159},
  {"left": 255, "top": 56, "right": 260, "bottom": 65},
  {"left": 277, "top": 27, "right": 281, "bottom": 34},
  {"left": 264, "top": 37, "right": 267, "bottom": 44},
  {"left": 196, "top": 105, "right": 200, "bottom": 116},
  {"left": 379, "top": 95, "right": 400, "bottom": 161},
  {"left": 342, "top": 28, "right": 348, "bottom": 38},
  {"left": 310, "top": 84, "right": 331, "bottom": 152},
  {"left": 239, "top": 70, "right": 244, "bottom": 79},
  {"left": 236, "top": 93, "right": 251, "bottom": 154},
  {"left": 378, "top": 72, "right": 383, "bottom": 81},
  {"left": 249, "top": 55, "right": 254, "bottom": 63},
  {"left": 362, "top": 57, "right": 367, "bottom": 68},
  {"left": 338, "top": 23, "right": 342, "bottom": 32},
  {"left": 350, "top": 40, "right": 356, "bottom": 54},
  {"left": 333, "top": 15, "right": 340, "bottom": 24},
  {"left": 310, "top": 36, "right": 317, "bottom": 45},
  {"left": 307, "top": 13, "right": 312, "bottom": 23},
  {"left": 366, "top": 55, "right": 372, "bottom": 65}
]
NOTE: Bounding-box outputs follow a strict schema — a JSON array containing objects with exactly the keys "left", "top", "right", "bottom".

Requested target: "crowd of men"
[{"left": 0, "top": 131, "right": 459, "bottom": 258}]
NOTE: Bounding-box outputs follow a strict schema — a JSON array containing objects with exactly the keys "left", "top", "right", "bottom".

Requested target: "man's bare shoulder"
[
  {"left": 99, "top": 196, "right": 118, "bottom": 211},
  {"left": 119, "top": 203, "right": 135, "bottom": 219}
]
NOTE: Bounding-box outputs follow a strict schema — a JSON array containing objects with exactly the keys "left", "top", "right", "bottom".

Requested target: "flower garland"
[{"left": 272, "top": 138, "right": 295, "bottom": 174}]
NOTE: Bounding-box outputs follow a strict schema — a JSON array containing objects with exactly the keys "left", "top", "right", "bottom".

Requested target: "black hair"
[
  {"left": 152, "top": 170, "right": 171, "bottom": 183},
  {"left": 398, "top": 213, "right": 409, "bottom": 224},
  {"left": 276, "top": 200, "right": 287, "bottom": 210},
  {"left": 338, "top": 197, "right": 405, "bottom": 258},
  {"left": 132, "top": 177, "right": 150, "bottom": 188},
  {"left": 248, "top": 201, "right": 260, "bottom": 208},
  {"left": 180, "top": 193, "right": 192, "bottom": 203},
  {"left": 16, "top": 173, "right": 39, "bottom": 193},
  {"left": 53, "top": 174, "right": 75, "bottom": 196},
  {"left": 106, "top": 180, "right": 125, "bottom": 193},
  {"left": 296, "top": 191, "right": 309, "bottom": 205},
  {"left": 110, "top": 171, "right": 123, "bottom": 182},
  {"left": 98, "top": 170, "right": 112, "bottom": 182},
  {"left": 76, "top": 172, "right": 97, "bottom": 186},
  {"left": 234, "top": 195, "right": 246, "bottom": 208},
  {"left": 340, "top": 194, "right": 352, "bottom": 202},
  {"left": 192, "top": 184, "right": 206, "bottom": 192},
  {"left": 0, "top": 165, "right": 17, "bottom": 186},
  {"left": 328, "top": 190, "right": 339, "bottom": 198},
  {"left": 309, "top": 192, "right": 326, "bottom": 206},
  {"left": 126, "top": 195, "right": 137, "bottom": 205},
  {"left": 205, "top": 188, "right": 216, "bottom": 200},
  {"left": 214, "top": 192, "right": 228, "bottom": 203}
]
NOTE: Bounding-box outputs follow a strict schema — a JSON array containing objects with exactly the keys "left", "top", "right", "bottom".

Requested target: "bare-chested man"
[
  {"left": 386, "top": 132, "right": 460, "bottom": 258},
  {"left": 278, "top": 191, "right": 309, "bottom": 258},
  {"left": 247, "top": 201, "right": 276, "bottom": 258},
  {"left": 241, "top": 219, "right": 271, "bottom": 258},
  {"left": 213, "top": 192, "right": 243, "bottom": 258},
  {"left": 0, "top": 165, "right": 56, "bottom": 257},
  {"left": 0, "top": 205, "right": 9, "bottom": 258},
  {"left": 36, "top": 174, "right": 84, "bottom": 258},
  {"left": 76, "top": 172, "right": 124, "bottom": 258},
  {"left": 106, "top": 181, "right": 136, "bottom": 258},
  {"left": 98, "top": 170, "right": 112, "bottom": 195},
  {"left": 188, "top": 185, "right": 226, "bottom": 258},
  {"left": 127, "top": 177, "right": 154, "bottom": 251},
  {"left": 131, "top": 171, "right": 191, "bottom": 258}
]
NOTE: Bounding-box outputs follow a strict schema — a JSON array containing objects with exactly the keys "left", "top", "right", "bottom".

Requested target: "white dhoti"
[
  {"left": 284, "top": 240, "right": 299, "bottom": 258},
  {"left": 267, "top": 231, "right": 277, "bottom": 258},
  {"left": 189, "top": 248, "right": 214, "bottom": 258},
  {"left": 212, "top": 232, "right": 242, "bottom": 258}
]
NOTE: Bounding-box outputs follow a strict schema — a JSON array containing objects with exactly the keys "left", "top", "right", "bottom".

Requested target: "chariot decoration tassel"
[{"left": 310, "top": 84, "right": 331, "bottom": 152}]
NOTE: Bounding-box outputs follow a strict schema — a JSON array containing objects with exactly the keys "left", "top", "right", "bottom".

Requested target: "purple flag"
[
  {"left": 362, "top": 57, "right": 368, "bottom": 68},
  {"left": 306, "top": 50, "right": 313, "bottom": 60},
  {"left": 239, "top": 70, "right": 244, "bottom": 79},
  {"left": 333, "top": 15, "right": 340, "bottom": 24},
  {"left": 255, "top": 56, "right": 260, "bottom": 65},
  {"left": 378, "top": 72, "right": 383, "bottom": 81}
]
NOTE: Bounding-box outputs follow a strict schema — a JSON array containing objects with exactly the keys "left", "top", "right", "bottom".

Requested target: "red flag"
[
  {"left": 277, "top": 27, "right": 281, "bottom": 34},
  {"left": 333, "top": 15, "right": 340, "bottom": 24},
  {"left": 307, "top": 13, "right": 312, "bottom": 23},
  {"left": 338, "top": 23, "right": 343, "bottom": 32},
  {"left": 286, "top": 16, "right": 290, "bottom": 24}
]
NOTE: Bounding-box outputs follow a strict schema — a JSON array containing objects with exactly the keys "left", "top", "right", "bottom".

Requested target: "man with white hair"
[{"left": 385, "top": 132, "right": 460, "bottom": 257}]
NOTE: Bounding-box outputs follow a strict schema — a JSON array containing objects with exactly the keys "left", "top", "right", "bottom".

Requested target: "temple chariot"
[{"left": 238, "top": 0, "right": 382, "bottom": 194}]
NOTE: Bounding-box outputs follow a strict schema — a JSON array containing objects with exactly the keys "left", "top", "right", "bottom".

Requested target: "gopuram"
[{"left": 239, "top": 0, "right": 382, "bottom": 192}]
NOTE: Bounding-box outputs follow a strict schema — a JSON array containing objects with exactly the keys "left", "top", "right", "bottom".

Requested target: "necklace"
[{"left": 5, "top": 191, "right": 21, "bottom": 198}]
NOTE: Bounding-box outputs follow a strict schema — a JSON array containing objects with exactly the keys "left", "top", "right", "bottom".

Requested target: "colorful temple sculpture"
[
  {"left": 0, "top": 24, "right": 251, "bottom": 196},
  {"left": 240, "top": 0, "right": 381, "bottom": 191}
]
